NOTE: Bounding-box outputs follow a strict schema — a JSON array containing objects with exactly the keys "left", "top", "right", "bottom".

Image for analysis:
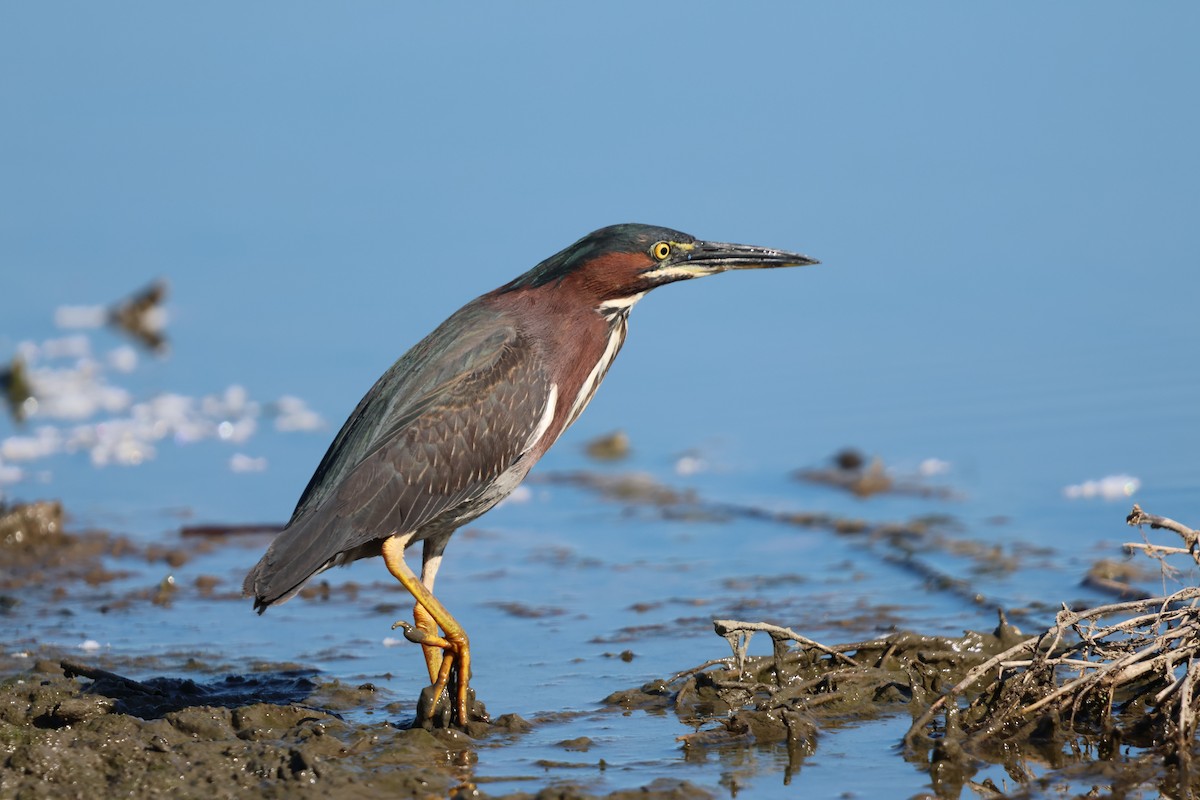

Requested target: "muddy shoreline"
[
  {"left": 4, "top": 487, "right": 1198, "bottom": 798},
  {"left": 5, "top": 656, "right": 712, "bottom": 800}
]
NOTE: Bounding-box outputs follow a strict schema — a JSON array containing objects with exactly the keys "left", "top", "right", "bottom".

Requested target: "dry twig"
[
  {"left": 905, "top": 505, "right": 1200, "bottom": 797},
  {"left": 713, "top": 619, "right": 860, "bottom": 669},
  {"left": 1126, "top": 503, "right": 1200, "bottom": 565}
]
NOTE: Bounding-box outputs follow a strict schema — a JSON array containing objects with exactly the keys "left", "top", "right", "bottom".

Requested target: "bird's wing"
[
  {"left": 244, "top": 302, "right": 553, "bottom": 607},
  {"left": 326, "top": 326, "right": 550, "bottom": 539},
  {"left": 287, "top": 304, "right": 521, "bottom": 524}
]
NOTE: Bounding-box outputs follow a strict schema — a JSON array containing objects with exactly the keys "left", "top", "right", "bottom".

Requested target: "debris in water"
[
  {"left": 585, "top": 429, "right": 631, "bottom": 461},
  {"left": 794, "top": 448, "right": 955, "bottom": 499}
]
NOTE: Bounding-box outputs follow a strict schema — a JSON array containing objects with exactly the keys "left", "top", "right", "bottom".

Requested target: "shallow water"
[{"left": 4, "top": 403, "right": 1189, "bottom": 797}]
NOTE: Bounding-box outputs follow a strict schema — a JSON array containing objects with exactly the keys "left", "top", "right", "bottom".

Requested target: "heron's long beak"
[{"left": 687, "top": 240, "right": 819, "bottom": 272}]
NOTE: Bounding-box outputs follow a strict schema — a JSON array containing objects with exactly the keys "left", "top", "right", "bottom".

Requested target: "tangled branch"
[{"left": 672, "top": 505, "right": 1200, "bottom": 795}]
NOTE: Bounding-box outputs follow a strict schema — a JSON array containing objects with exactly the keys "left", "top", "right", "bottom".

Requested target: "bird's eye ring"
[{"left": 651, "top": 242, "right": 671, "bottom": 261}]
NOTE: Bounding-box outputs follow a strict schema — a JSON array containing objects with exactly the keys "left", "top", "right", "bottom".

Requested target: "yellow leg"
[
  {"left": 381, "top": 535, "right": 471, "bottom": 726},
  {"left": 413, "top": 603, "right": 443, "bottom": 683}
]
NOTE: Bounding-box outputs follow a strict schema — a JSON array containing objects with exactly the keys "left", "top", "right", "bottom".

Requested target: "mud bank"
[{"left": 0, "top": 659, "right": 711, "bottom": 800}]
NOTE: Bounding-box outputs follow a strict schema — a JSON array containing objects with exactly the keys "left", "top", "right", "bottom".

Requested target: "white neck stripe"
[
  {"left": 525, "top": 383, "right": 558, "bottom": 452},
  {"left": 597, "top": 292, "right": 645, "bottom": 315},
  {"left": 564, "top": 319, "right": 626, "bottom": 428}
]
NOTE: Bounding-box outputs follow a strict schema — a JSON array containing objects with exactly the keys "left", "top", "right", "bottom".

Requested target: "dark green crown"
[{"left": 503, "top": 223, "right": 694, "bottom": 291}]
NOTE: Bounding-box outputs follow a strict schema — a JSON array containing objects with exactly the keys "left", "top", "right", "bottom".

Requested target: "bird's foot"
[
  {"left": 393, "top": 618, "right": 480, "bottom": 731},
  {"left": 413, "top": 683, "right": 489, "bottom": 734}
]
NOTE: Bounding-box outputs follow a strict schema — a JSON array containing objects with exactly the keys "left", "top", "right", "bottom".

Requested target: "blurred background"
[{"left": 3, "top": 4, "right": 1196, "bottom": 533}]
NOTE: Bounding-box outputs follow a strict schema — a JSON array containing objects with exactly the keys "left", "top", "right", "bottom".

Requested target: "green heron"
[{"left": 244, "top": 223, "right": 817, "bottom": 726}]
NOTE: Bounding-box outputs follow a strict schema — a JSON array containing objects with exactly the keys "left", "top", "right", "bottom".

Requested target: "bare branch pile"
[{"left": 656, "top": 505, "right": 1200, "bottom": 795}]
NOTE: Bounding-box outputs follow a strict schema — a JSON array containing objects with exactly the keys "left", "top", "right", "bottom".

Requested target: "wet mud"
[
  {"left": 0, "top": 499, "right": 722, "bottom": 798},
  {"left": 0, "top": 657, "right": 719, "bottom": 800},
  {"left": 602, "top": 617, "right": 1029, "bottom": 775}
]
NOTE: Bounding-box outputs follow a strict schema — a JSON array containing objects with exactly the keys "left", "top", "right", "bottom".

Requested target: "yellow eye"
[{"left": 651, "top": 241, "right": 671, "bottom": 261}]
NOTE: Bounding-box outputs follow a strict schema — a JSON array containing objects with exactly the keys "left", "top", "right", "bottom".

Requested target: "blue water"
[{"left": 3, "top": 4, "right": 1198, "bottom": 797}]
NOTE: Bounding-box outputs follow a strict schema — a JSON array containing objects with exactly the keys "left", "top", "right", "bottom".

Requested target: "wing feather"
[{"left": 244, "top": 301, "right": 552, "bottom": 608}]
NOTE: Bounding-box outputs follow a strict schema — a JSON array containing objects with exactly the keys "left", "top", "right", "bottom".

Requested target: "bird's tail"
[{"left": 242, "top": 513, "right": 348, "bottom": 613}]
